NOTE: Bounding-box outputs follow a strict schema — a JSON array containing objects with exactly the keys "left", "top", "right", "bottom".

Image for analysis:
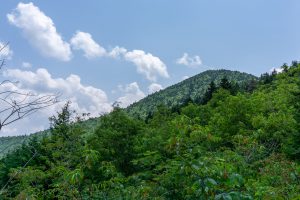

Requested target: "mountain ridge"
[
  {"left": 126, "top": 69, "right": 257, "bottom": 119},
  {"left": 0, "top": 69, "right": 257, "bottom": 157}
]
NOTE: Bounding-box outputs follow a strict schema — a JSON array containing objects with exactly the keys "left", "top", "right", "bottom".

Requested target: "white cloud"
[
  {"left": 148, "top": 83, "right": 163, "bottom": 94},
  {"left": 0, "top": 42, "right": 13, "bottom": 60},
  {"left": 69, "top": 31, "right": 170, "bottom": 82},
  {"left": 116, "top": 82, "right": 145, "bottom": 108},
  {"left": 108, "top": 46, "right": 127, "bottom": 58},
  {"left": 70, "top": 31, "right": 106, "bottom": 59},
  {"left": 108, "top": 47, "right": 169, "bottom": 81},
  {"left": 4, "top": 68, "right": 112, "bottom": 115},
  {"left": 22, "top": 62, "right": 32, "bottom": 68},
  {"left": 1, "top": 126, "right": 18, "bottom": 136},
  {"left": 269, "top": 67, "right": 283, "bottom": 74},
  {"left": 182, "top": 75, "right": 189, "bottom": 80},
  {"left": 124, "top": 50, "right": 169, "bottom": 82},
  {"left": 176, "top": 53, "right": 202, "bottom": 67},
  {"left": 7, "top": 2, "right": 72, "bottom": 61},
  {"left": 1, "top": 68, "right": 112, "bottom": 136}
]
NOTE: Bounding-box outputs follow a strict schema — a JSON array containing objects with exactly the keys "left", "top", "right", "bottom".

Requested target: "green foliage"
[
  {"left": 127, "top": 69, "right": 257, "bottom": 119},
  {"left": 89, "top": 108, "right": 142, "bottom": 175},
  {"left": 220, "top": 76, "right": 232, "bottom": 91},
  {"left": 1, "top": 66, "right": 300, "bottom": 199},
  {"left": 0, "top": 131, "right": 48, "bottom": 158},
  {"left": 199, "top": 81, "right": 217, "bottom": 104}
]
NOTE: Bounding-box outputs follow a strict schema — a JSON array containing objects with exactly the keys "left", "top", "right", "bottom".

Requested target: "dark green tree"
[
  {"left": 260, "top": 72, "right": 273, "bottom": 84},
  {"left": 220, "top": 76, "right": 232, "bottom": 91},
  {"left": 90, "top": 108, "right": 142, "bottom": 175},
  {"left": 281, "top": 63, "right": 289, "bottom": 73},
  {"left": 49, "top": 101, "right": 73, "bottom": 141},
  {"left": 244, "top": 79, "right": 258, "bottom": 93},
  {"left": 201, "top": 81, "right": 217, "bottom": 104}
]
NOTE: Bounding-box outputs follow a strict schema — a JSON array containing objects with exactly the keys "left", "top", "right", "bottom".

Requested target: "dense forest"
[
  {"left": 0, "top": 132, "right": 48, "bottom": 159},
  {"left": 0, "top": 63, "right": 300, "bottom": 199},
  {"left": 126, "top": 69, "right": 257, "bottom": 120},
  {"left": 0, "top": 69, "right": 256, "bottom": 158}
]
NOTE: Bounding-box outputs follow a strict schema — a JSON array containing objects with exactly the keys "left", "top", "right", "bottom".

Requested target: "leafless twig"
[{"left": 0, "top": 43, "right": 59, "bottom": 133}]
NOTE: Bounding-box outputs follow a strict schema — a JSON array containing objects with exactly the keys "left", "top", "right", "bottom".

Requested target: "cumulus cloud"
[
  {"left": 0, "top": 42, "right": 13, "bottom": 60},
  {"left": 116, "top": 82, "right": 145, "bottom": 108},
  {"left": 4, "top": 68, "right": 112, "bottom": 115},
  {"left": 108, "top": 47, "right": 169, "bottom": 81},
  {"left": 1, "top": 68, "right": 112, "bottom": 136},
  {"left": 108, "top": 46, "right": 127, "bottom": 58},
  {"left": 7, "top": 2, "right": 72, "bottom": 61},
  {"left": 176, "top": 53, "right": 202, "bottom": 67},
  {"left": 124, "top": 50, "right": 169, "bottom": 82},
  {"left": 6, "top": 2, "right": 170, "bottom": 80},
  {"left": 148, "top": 83, "right": 163, "bottom": 94},
  {"left": 70, "top": 31, "right": 106, "bottom": 59},
  {"left": 68, "top": 30, "right": 170, "bottom": 82}
]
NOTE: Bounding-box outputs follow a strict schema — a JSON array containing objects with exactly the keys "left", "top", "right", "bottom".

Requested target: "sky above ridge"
[{"left": 0, "top": 0, "right": 300, "bottom": 136}]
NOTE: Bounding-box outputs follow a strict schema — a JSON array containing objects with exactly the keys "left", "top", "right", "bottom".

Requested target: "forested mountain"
[
  {"left": 0, "top": 131, "right": 50, "bottom": 158},
  {"left": 0, "top": 64, "right": 300, "bottom": 199},
  {"left": 0, "top": 69, "right": 256, "bottom": 157},
  {"left": 0, "top": 118, "right": 98, "bottom": 158},
  {"left": 127, "top": 69, "right": 257, "bottom": 119},
  {"left": 0, "top": 136, "right": 28, "bottom": 158}
]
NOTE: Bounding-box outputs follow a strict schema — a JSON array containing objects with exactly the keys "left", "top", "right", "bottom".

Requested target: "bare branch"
[
  {"left": 0, "top": 42, "right": 9, "bottom": 71},
  {"left": 0, "top": 42, "right": 8, "bottom": 52},
  {"left": 0, "top": 92, "right": 59, "bottom": 130},
  {"left": 0, "top": 43, "right": 59, "bottom": 133},
  {"left": 0, "top": 80, "right": 18, "bottom": 86}
]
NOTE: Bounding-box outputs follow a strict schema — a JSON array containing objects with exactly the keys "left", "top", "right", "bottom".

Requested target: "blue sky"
[{"left": 0, "top": 1, "right": 300, "bottom": 135}]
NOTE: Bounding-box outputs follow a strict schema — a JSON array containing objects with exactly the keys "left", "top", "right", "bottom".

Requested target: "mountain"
[
  {"left": 127, "top": 69, "right": 257, "bottom": 119},
  {"left": 0, "top": 131, "right": 48, "bottom": 158},
  {"left": 1, "top": 64, "right": 299, "bottom": 199},
  {"left": 0, "top": 136, "right": 27, "bottom": 158},
  {"left": 0, "top": 118, "right": 98, "bottom": 158},
  {"left": 0, "top": 69, "right": 256, "bottom": 157}
]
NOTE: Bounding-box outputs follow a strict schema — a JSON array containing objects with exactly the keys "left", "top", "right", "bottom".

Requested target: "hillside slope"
[
  {"left": 0, "top": 69, "right": 256, "bottom": 157},
  {"left": 0, "top": 131, "right": 48, "bottom": 158},
  {"left": 0, "top": 118, "right": 98, "bottom": 158},
  {"left": 1, "top": 63, "right": 299, "bottom": 199},
  {"left": 0, "top": 136, "right": 28, "bottom": 158},
  {"left": 127, "top": 69, "right": 257, "bottom": 119}
]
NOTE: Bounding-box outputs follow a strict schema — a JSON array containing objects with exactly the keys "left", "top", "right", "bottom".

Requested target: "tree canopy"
[{"left": 0, "top": 63, "right": 300, "bottom": 199}]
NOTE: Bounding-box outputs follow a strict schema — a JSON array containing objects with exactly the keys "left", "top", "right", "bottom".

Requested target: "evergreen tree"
[
  {"left": 231, "top": 82, "right": 240, "bottom": 95},
  {"left": 281, "top": 63, "right": 289, "bottom": 73},
  {"left": 219, "top": 76, "right": 232, "bottom": 90},
  {"left": 244, "top": 79, "right": 258, "bottom": 93},
  {"left": 201, "top": 81, "right": 217, "bottom": 104},
  {"left": 260, "top": 72, "right": 273, "bottom": 84},
  {"left": 291, "top": 60, "right": 299, "bottom": 68}
]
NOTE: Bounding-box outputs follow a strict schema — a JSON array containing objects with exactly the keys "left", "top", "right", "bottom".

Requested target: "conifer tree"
[
  {"left": 201, "top": 81, "right": 217, "bottom": 104},
  {"left": 219, "top": 76, "right": 232, "bottom": 90}
]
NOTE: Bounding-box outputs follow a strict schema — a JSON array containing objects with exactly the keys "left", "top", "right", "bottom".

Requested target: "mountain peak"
[{"left": 127, "top": 69, "right": 257, "bottom": 119}]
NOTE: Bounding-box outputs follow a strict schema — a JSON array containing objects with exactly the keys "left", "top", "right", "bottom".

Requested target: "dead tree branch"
[{"left": 0, "top": 43, "right": 58, "bottom": 132}]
